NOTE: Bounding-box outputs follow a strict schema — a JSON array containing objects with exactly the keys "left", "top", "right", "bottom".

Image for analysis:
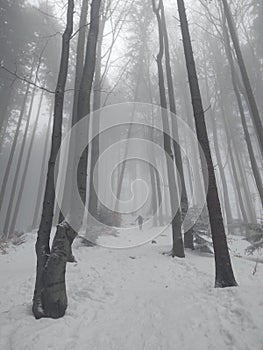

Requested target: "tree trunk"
[
  {"left": 0, "top": 64, "right": 34, "bottom": 214},
  {"left": 38, "top": 0, "right": 101, "bottom": 319},
  {"left": 221, "top": 0, "right": 263, "bottom": 156},
  {"left": 211, "top": 42, "right": 257, "bottom": 224},
  {"left": 9, "top": 89, "right": 45, "bottom": 235},
  {"left": 59, "top": 0, "right": 89, "bottom": 223},
  {"left": 177, "top": 0, "right": 237, "bottom": 286},
  {"left": 88, "top": 7, "right": 105, "bottom": 219},
  {"left": 153, "top": 0, "right": 185, "bottom": 257},
  {"left": 160, "top": 0, "right": 194, "bottom": 249},
  {"left": 32, "top": 101, "right": 53, "bottom": 230},
  {"left": 3, "top": 84, "right": 38, "bottom": 237},
  {"left": 202, "top": 53, "right": 233, "bottom": 225},
  {"left": 32, "top": 0, "right": 74, "bottom": 319},
  {"left": 211, "top": 113, "right": 233, "bottom": 224},
  {"left": 222, "top": 18, "right": 263, "bottom": 207}
]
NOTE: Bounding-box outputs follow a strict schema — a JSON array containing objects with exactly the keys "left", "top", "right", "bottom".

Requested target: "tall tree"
[
  {"left": 59, "top": 0, "right": 89, "bottom": 223},
  {"left": 221, "top": 0, "right": 263, "bottom": 156},
  {"left": 8, "top": 88, "right": 45, "bottom": 235},
  {"left": 2, "top": 83, "right": 38, "bottom": 237},
  {"left": 160, "top": 0, "right": 194, "bottom": 249},
  {"left": 176, "top": 0, "right": 237, "bottom": 286},
  {"left": 152, "top": 0, "right": 185, "bottom": 258},
  {"left": 221, "top": 15, "right": 263, "bottom": 207},
  {"left": 0, "top": 62, "right": 34, "bottom": 214},
  {"left": 88, "top": 1, "right": 105, "bottom": 219},
  {"left": 32, "top": 0, "right": 74, "bottom": 319},
  {"left": 32, "top": 0, "right": 102, "bottom": 319},
  {"left": 32, "top": 101, "right": 53, "bottom": 230}
]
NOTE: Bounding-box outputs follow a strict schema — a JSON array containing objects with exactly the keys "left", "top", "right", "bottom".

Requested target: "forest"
[{"left": 0, "top": 0, "right": 262, "bottom": 348}]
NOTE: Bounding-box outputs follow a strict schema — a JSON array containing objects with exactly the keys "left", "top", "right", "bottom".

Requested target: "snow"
[{"left": 0, "top": 227, "right": 263, "bottom": 350}]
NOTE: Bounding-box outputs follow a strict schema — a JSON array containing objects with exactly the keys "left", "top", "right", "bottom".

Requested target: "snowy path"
[{"left": 0, "top": 228, "right": 263, "bottom": 350}]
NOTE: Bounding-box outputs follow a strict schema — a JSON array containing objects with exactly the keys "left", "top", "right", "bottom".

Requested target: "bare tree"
[
  {"left": 32, "top": 101, "right": 53, "bottom": 230},
  {"left": 176, "top": 0, "right": 237, "bottom": 286},
  {"left": 32, "top": 0, "right": 74, "bottom": 319},
  {"left": 0, "top": 63, "right": 35, "bottom": 215},
  {"left": 221, "top": 0, "right": 263, "bottom": 156},
  {"left": 160, "top": 0, "right": 194, "bottom": 249},
  {"left": 152, "top": 0, "right": 185, "bottom": 258}
]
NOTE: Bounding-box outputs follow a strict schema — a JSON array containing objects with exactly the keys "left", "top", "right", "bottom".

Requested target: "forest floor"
[{"left": 0, "top": 226, "right": 263, "bottom": 350}]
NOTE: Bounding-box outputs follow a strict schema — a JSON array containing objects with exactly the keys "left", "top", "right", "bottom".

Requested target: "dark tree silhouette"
[{"left": 176, "top": 0, "right": 237, "bottom": 287}]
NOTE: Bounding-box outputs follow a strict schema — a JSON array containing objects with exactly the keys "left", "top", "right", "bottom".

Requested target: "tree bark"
[{"left": 177, "top": 0, "right": 237, "bottom": 286}]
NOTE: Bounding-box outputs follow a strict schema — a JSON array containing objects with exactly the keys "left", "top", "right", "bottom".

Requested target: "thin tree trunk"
[
  {"left": 0, "top": 87, "right": 13, "bottom": 151},
  {"left": 211, "top": 113, "right": 233, "bottom": 224},
  {"left": 9, "top": 89, "right": 45, "bottom": 235},
  {"left": 211, "top": 43, "right": 257, "bottom": 224},
  {"left": 114, "top": 64, "right": 143, "bottom": 213},
  {"left": 32, "top": 0, "right": 74, "bottom": 319},
  {"left": 160, "top": 0, "right": 194, "bottom": 248},
  {"left": 32, "top": 101, "right": 53, "bottom": 230},
  {"left": 221, "top": 0, "right": 263, "bottom": 156},
  {"left": 177, "top": 0, "right": 237, "bottom": 286},
  {"left": 0, "top": 84, "right": 12, "bottom": 133},
  {"left": 202, "top": 54, "right": 233, "bottom": 225},
  {"left": 220, "top": 103, "right": 249, "bottom": 224},
  {"left": 59, "top": 0, "right": 89, "bottom": 223},
  {"left": 0, "top": 64, "right": 34, "bottom": 214},
  {"left": 153, "top": 0, "right": 184, "bottom": 257},
  {"left": 222, "top": 18, "right": 263, "bottom": 207},
  {"left": 88, "top": 7, "right": 105, "bottom": 219},
  {"left": 3, "top": 84, "right": 38, "bottom": 237}
]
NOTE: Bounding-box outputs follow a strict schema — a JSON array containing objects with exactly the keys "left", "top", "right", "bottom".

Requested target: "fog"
[{"left": 0, "top": 0, "right": 262, "bottom": 239}]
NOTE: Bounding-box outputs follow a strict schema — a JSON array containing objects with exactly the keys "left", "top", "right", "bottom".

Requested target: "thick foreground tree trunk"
[
  {"left": 35, "top": 0, "right": 101, "bottom": 319},
  {"left": 32, "top": 0, "right": 74, "bottom": 319},
  {"left": 177, "top": 0, "right": 237, "bottom": 286}
]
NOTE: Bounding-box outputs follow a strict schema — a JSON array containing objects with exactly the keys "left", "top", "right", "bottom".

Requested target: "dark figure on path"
[{"left": 135, "top": 215, "right": 144, "bottom": 230}]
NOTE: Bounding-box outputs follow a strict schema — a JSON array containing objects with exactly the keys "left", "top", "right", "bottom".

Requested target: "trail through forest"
[{"left": 0, "top": 227, "right": 262, "bottom": 350}]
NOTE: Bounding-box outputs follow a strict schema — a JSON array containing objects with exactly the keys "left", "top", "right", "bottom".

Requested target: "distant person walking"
[{"left": 135, "top": 215, "right": 144, "bottom": 230}]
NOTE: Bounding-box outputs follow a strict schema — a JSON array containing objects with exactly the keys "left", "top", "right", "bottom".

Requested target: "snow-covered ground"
[{"left": 0, "top": 227, "right": 263, "bottom": 350}]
